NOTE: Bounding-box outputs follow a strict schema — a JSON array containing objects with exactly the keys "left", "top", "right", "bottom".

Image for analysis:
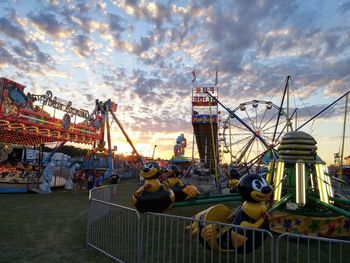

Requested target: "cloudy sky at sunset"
[{"left": 0, "top": 0, "right": 349, "bottom": 164}]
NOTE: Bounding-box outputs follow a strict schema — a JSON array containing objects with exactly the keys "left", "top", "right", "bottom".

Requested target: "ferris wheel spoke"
[
  {"left": 258, "top": 139, "right": 270, "bottom": 152},
  {"left": 232, "top": 136, "right": 255, "bottom": 163},
  {"left": 230, "top": 121, "right": 252, "bottom": 132},
  {"left": 224, "top": 134, "right": 252, "bottom": 159},
  {"left": 258, "top": 107, "right": 268, "bottom": 130},
  {"left": 259, "top": 111, "right": 280, "bottom": 131},
  {"left": 255, "top": 140, "right": 259, "bottom": 160},
  {"left": 244, "top": 109, "right": 257, "bottom": 131},
  {"left": 229, "top": 133, "right": 255, "bottom": 136},
  {"left": 229, "top": 134, "right": 254, "bottom": 146},
  {"left": 244, "top": 138, "right": 255, "bottom": 163},
  {"left": 261, "top": 131, "right": 278, "bottom": 135},
  {"left": 261, "top": 133, "right": 274, "bottom": 140},
  {"left": 261, "top": 134, "right": 274, "bottom": 144}
]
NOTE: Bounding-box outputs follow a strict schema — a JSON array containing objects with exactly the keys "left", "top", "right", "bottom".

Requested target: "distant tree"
[{"left": 43, "top": 145, "right": 89, "bottom": 158}]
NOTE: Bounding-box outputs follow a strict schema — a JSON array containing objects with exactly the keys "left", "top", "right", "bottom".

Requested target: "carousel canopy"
[{"left": 0, "top": 77, "right": 103, "bottom": 146}]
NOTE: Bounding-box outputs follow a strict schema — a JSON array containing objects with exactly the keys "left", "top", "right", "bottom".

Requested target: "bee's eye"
[
  {"left": 145, "top": 163, "right": 155, "bottom": 169},
  {"left": 252, "top": 179, "right": 262, "bottom": 191}
]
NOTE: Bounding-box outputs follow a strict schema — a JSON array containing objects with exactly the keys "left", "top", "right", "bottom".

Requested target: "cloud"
[
  {"left": 28, "top": 11, "right": 72, "bottom": 38},
  {"left": 0, "top": 43, "right": 19, "bottom": 67},
  {"left": 71, "top": 34, "right": 95, "bottom": 57},
  {"left": 0, "top": 13, "right": 54, "bottom": 65},
  {"left": 1, "top": 0, "right": 350, "bottom": 161},
  {"left": 0, "top": 17, "right": 27, "bottom": 44},
  {"left": 107, "top": 13, "right": 126, "bottom": 34},
  {"left": 112, "top": 0, "right": 172, "bottom": 28}
]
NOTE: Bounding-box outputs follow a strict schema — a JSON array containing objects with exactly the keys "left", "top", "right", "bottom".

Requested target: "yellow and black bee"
[
  {"left": 227, "top": 166, "right": 241, "bottom": 193},
  {"left": 164, "top": 165, "right": 200, "bottom": 202},
  {"left": 188, "top": 173, "right": 272, "bottom": 253},
  {"left": 132, "top": 161, "right": 175, "bottom": 213}
]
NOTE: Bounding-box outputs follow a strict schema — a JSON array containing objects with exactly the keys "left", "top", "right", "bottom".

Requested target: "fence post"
[{"left": 86, "top": 189, "right": 92, "bottom": 249}]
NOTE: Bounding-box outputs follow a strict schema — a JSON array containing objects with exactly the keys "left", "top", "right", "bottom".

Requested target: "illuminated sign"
[
  {"left": 192, "top": 114, "right": 218, "bottom": 124},
  {"left": 29, "top": 90, "right": 91, "bottom": 119},
  {"left": 192, "top": 86, "right": 217, "bottom": 106}
]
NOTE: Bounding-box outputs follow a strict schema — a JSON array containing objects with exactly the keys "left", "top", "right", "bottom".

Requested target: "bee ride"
[
  {"left": 164, "top": 164, "right": 200, "bottom": 202},
  {"left": 187, "top": 172, "right": 273, "bottom": 253},
  {"left": 0, "top": 77, "right": 141, "bottom": 193},
  {"left": 183, "top": 76, "right": 350, "bottom": 253},
  {"left": 131, "top": 161, "right": 175, "bottom": 213}
]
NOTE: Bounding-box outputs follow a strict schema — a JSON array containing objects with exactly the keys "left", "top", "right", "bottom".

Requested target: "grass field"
[
  {"left": 0, "top": 188, "right": 114, "bottom": 263},
  {"left": 2, "top": 179, "right": 350, "bottom": 263},
  {"left": 0, "top": 178, "right": 238, "bottom": 262}
]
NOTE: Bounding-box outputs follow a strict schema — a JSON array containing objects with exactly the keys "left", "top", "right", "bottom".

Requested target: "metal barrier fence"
[
  {"left": 276, "top": 232, "right": 350, "bottom": 263},
  {"left": 139, "top": 213, "right": 273, "bottom": 263},
  {"left": 87, "top": 192, "right": 140, "bottom": 262},
  {"left": 89, "top": 183, "right": 139, "bottom": 205},
  {"left": 87, "top": 185, "right": 350, "bottom": 263}
]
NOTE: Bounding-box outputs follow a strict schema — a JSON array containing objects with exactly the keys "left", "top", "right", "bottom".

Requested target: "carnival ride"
[
  {"left": 164, "top": 164, "right": 200, "bottom": 202},
  {"left": 267, "top": 130, "right": 350, "bottom": 237},
  {"left": 132, "top": 161, "right": 175, "bottom": 212},
  {"left": 0, "top": 77, "right": 142, "bottom": 193},
  {"left": 191, "top": 86, "right": 220, "bottom": 177},
  {"left": 0, "top": 78, "right": 103, "bottom": 146},
  {"left": 188, "top": 173, "right": 272, "bottom": 253},
  {"left": 169, "top": 134, "right": 189, "bottom": 162},
  {"left": 222, "top": 99, "right": 291, "bottom": 165},
  {"left": 167, "top": 133, "right": 192, "bottom": 175},
  {"left": 182, "top": 75, "right": 350, "bottom": 243}
]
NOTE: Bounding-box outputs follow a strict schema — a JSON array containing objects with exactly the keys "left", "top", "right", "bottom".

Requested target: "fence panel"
[
  {"left": 139, "top": 212, "right": 274, "bottom": 263},
  {"left": 90, "top": 183, "right": 139, "bottom": 205},
  {"left": 87, "top": 199, "right": 141, "bottom": 263},
  {"left": 276, "top": 232, "right": 350, "bottom": 263},
  {"left": 87, "top": 185, "right": 350, "bottom": 263}
]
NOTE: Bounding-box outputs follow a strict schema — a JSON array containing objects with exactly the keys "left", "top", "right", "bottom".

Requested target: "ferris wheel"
[{"left": 221, "top": 100, "right": 293, "bottom": 164}]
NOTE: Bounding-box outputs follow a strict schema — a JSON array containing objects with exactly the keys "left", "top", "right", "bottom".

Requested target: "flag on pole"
[
  {"left": 215, "top": 69, "right": 218, "bottom": 86},
  {"left": 191, "top": 70, "right": 196, "bottom": 83}
]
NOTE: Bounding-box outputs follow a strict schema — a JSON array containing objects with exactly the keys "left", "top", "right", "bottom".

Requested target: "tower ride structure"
[{"left": 191, "top": 81, "right": 220, "bottom": 178}]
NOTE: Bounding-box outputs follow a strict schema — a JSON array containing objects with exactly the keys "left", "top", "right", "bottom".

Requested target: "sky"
[{"left": 0, "top": 0, "right": 349, "bottom": 164}]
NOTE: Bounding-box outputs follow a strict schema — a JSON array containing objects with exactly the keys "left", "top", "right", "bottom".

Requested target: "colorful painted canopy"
[{"left": 0, "top": 77, "right": 103, "bottom": 146}]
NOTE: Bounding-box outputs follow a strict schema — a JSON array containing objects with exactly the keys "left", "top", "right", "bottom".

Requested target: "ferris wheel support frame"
[{"left": 205, "top": 92, "right": 272, "bottom": 151}]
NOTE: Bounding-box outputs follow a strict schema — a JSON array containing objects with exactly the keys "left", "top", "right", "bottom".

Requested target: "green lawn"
[
  {"left": 0, "top": 178, "right": 239, "bottom": 263},
  {"left": 2, "top": 180, "right": 349, "bottom": 263},
  {"left": 0, "top": 188, "right": 114, "bottom": 263}
]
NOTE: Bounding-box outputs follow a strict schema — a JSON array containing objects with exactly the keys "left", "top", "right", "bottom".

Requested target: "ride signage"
[
  {"left": 192, "top": 86, "right": 217, "bottom": 106},
  {"left": 29, "top": 90, "right": 91, "bottom": 119}
]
